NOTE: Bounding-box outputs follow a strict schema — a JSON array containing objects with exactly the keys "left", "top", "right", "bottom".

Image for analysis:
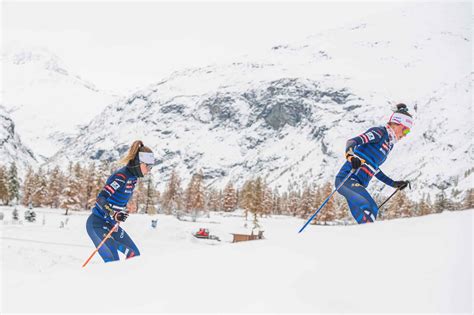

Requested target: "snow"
[
  {"left": 1, "top": 206, "right": 472, "bottom": 313},
  {"left": 1, "top": 45, "right": 118, "bottom": 158}
]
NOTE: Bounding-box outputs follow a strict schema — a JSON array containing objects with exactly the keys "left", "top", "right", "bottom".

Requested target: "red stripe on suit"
[{"left": 105, "top": 185, "right": 115, "bottom": 194}]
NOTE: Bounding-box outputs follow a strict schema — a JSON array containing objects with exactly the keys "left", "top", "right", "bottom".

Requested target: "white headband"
[
  {"left": 389, "top": 112, "right": 413, "bottom": 129},
  {"left": 138, "top": 152, "right": 155, "bottom": 165}
]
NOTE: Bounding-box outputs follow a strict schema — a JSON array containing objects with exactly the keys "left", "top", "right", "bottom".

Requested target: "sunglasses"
[
  {"left": 145, "top": 164, "right": 154, "bottom": 171},
  {"left": 402, "top": 127, "right": 411, "bottom": 135}
]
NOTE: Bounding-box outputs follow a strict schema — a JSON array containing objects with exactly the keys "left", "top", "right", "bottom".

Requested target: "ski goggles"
[
  {"left": 139, "top": 152, "right": 155, "bottom": 170},
  {"left": 402, "top": 126, "right": 411, "bottom": 135}
]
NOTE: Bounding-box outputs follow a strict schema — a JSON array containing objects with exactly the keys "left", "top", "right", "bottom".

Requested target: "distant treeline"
[{"left": 0, "top": 162, "right": 472, "bottom": 223}]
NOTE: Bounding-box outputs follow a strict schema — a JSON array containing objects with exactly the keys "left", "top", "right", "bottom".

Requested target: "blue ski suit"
[
  {"left": 86, "top": 166, "right": 140, "bottom": 262},
  {"left": 335, "top": 125, "right": 397, "bottom": 224}
]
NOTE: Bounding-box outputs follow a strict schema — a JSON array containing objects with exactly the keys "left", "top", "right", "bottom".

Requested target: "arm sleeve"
[
  {"left": 96, "top": 174, "right": 127, "bottom": 212},
  {"left": 345, "top": 128, "right": 384, "bottom": 155},
  {"left": 375, "top": 169, "right": 395, "bottom": 187}
]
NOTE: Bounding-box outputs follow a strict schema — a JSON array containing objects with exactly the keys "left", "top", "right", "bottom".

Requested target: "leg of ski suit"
[
  {"left": 336, "top": 176, "right": 379, "bottom": 224},
  {"left": 86, "top": 214, "right": 140, "bottom": 262}
]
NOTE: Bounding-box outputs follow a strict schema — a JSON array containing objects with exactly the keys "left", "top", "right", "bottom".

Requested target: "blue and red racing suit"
[
  {"left": 86, "top": 166, "right": 140, "bottom": 262},
  {"left": 335, "top": 125, "right": 398, "bottom": 224}
]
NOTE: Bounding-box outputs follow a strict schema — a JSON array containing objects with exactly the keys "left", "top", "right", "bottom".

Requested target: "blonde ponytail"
[{"left": 119, "top": 140, "right": 152, "bottom": 165}]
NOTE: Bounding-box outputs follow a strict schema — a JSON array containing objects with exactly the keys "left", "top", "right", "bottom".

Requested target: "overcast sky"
[{"left": 3, "top": 1, "right": 411, "bottom": 93}]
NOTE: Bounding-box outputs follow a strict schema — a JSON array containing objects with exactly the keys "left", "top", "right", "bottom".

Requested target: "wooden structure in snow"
[{"left": 231, "top": 230, "right": 264, "bottom": 243}]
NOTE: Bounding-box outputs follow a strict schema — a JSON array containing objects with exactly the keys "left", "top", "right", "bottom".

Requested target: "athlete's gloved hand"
[
  {"left": 345, "top": 153, "right": 362, "bottom": 169},
  {"left": 113, "top": 210, "right": 129, "bottom": 222},
  {"left": 103, "top": 203, "right": 114, "bottom": 216},
  {"left": 393, "top": 180, "right": 410, "bottom": 190}
]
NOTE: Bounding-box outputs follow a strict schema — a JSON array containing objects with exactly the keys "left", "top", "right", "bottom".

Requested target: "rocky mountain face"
[
  {"left": 0, "top": 106, "right": 37, "bottom": 175},
  {"left": 41, "top": 3, "right": 474, "bottom": 200}
]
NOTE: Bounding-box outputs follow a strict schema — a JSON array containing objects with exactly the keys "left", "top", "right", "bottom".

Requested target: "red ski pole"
[{"left": 82, "top": 223, "right": 119, "bottom": 268}]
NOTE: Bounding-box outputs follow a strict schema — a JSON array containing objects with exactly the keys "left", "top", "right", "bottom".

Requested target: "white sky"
[{"left": 3, "top": 1, "right": 412, "bottom": 93}]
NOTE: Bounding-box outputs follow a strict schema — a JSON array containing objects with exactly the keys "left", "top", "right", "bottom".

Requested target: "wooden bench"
[{"left": 231, "top": 231, "right": 264, "bottom": 243}]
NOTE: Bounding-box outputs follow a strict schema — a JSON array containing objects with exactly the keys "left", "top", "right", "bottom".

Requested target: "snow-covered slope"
[
  {"left": 1, "top": 45, "right": 118, "bottom": 159},
  {"left": 0, "top": 106, "right": 37, "bottom": 172},
  {"left": 48, "top": 3, "right": 472, "bottom": 199},
  {"left": 1, "top": 207, "right": 472, "bottom": 313}
]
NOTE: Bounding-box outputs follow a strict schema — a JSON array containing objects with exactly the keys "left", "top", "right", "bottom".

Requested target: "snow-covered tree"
[
  {"left": 207, "top": 189, "right": 221, "bottom": 212},
  {"left": 46, "top": 166, "right": 64, "bottom": 208},
  {"left": 161, "top": 169, "right": 183, "bottom": 214},
  {"left": 434, "top": 189, "right": 449, "bottom": 213},
  {"left": 184, "top": 170, "right": 205, "bottom": 215},
  {"left": 144, "top": 175, "right": 157, "bottom": 215},
  {"left": 60, "top": 163, "right": 80, "bottom": 214},
  {"left": 0, "top": 165, "right": 9, "bottom": 205},
  {"left": 7, "top": 162, "right": 20, "bottom": 204},
  {"left": 298, "top": 186, "right": 313, "bottom": 219},
  {"left": 21, "top": 167, "right": 34, "bottom": 206},
  {"left": 262, "top": 187, "right": 273, "bottom": 217},
  {"left": 30, "top": 168, "right": 48, "bottom": 207},
  {"left": 222, "top": 181, "right": 237, "bottom": 212}
]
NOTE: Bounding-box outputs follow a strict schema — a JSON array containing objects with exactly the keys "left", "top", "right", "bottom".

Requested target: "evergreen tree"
[
  {"left": 161, "top": 169, "right": 182, "bottom": 214},
  {"left": 272, "top": 188, "right": 282, "bottom": 215},
  {"left": 31, "top": 168, "right": 48, "bottom": 207},
  {"left": 386, "top": 190, "right": 413, "bottom": 219},
  {"left": 262, "top": 187, "right": 273, "bottom": 217},
  {"left": 144, "top": 175, "right": 157, "bottom": 215},
  {"left": 61, "top": 163, "right": 80, "bottom": 214},
  {"left": 463, "top": 189, "right": 474, "bottom": 210},
  {"left": 207, "top": 189, "right": 221, "bottom": 212},
  {"left": 240, "top": 180, "right": 255, "bottom": 226},
  {"left": 21, "top": 167, "right": 34, "bottom": 206},
  {"left": 130, "top": 178, "right": 145, "bottom": 213},
  {"left": 222, "top": 181, "right": 237, "bottom": 212},
  {"left": 249, "top": 177, "right": 264, "bottom": 230},
  {"left": 7, "top": 162, "right": 20, "bottom": 204},
  {"left": 298, "top": 186, "right": 313, "bottom": 219},
  {"left": 183, "top": 170, "right": 205, "bottom": 220},
  {"left": 287, "top": 191, "right": 299, "bottom": 217},
  {"left": 46, "top": 166, "right": 64, "bottom": 208},
  {"left": 0, "top": 165, "right": 9, "bottom": 205},
  {"left": 83, "top": 162, "right": 98, "bottom": 210},
  {"left": 434, "top": 189, "right": 448, "bottom": 213},
  {"left": 12, "top": 207, "right": 19, "bottom": 221},
  {"left": 419, "top": 193, "right": 434, "bottom": 216},
  {"left": 318, "top": 182, "right": 336, "bottom": 224}
]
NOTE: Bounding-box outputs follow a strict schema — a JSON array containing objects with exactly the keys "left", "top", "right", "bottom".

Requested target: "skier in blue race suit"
[
  {"left": 86, "top": 140, "right": 155, "bottom": 262},
  {"left": 335, "top": 104, "right": 413, "bottom": 224}
]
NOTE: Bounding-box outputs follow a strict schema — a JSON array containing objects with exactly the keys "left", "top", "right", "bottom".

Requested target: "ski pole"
[
  {"left": 378, "top": 181, "right": 411, "bottom": 210},
  {"left": 298, "top": 169, "right": 355, "bottom": 233},
  {"left": 82, "top": 223, "right": 119, "bottom": 268},
  {"left": 377, "top": 189, "right": 399, "bottom": 210}
]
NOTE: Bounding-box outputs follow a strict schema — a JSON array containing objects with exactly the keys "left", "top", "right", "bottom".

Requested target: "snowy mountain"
[
  {"left": 0, "top": 106, "right": 37, "bottom": 173},
  {"left": 48, "top": 3, "right": 472, "bottom": 199},
  {"left": 1, "top": 45, "right": 118, "bottom": 159}
]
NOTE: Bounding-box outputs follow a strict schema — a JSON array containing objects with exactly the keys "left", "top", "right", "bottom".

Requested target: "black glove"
[
  {"left": 393, "top": 180, "right": 410, "bottom": 190},
  {"left": 346, "top": 154, "right": 362, "bottom": 169},
  {"left": 113, "top": 210, "right": 129, "bottom": 222}
]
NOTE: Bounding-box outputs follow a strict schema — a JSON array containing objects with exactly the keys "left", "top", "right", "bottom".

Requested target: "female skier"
[
  {"left": 86, "top": 140, "right": 155, "bottom": 262},
  {"left": 336, "top": 104, "right": 413, "bottom": 224}
]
